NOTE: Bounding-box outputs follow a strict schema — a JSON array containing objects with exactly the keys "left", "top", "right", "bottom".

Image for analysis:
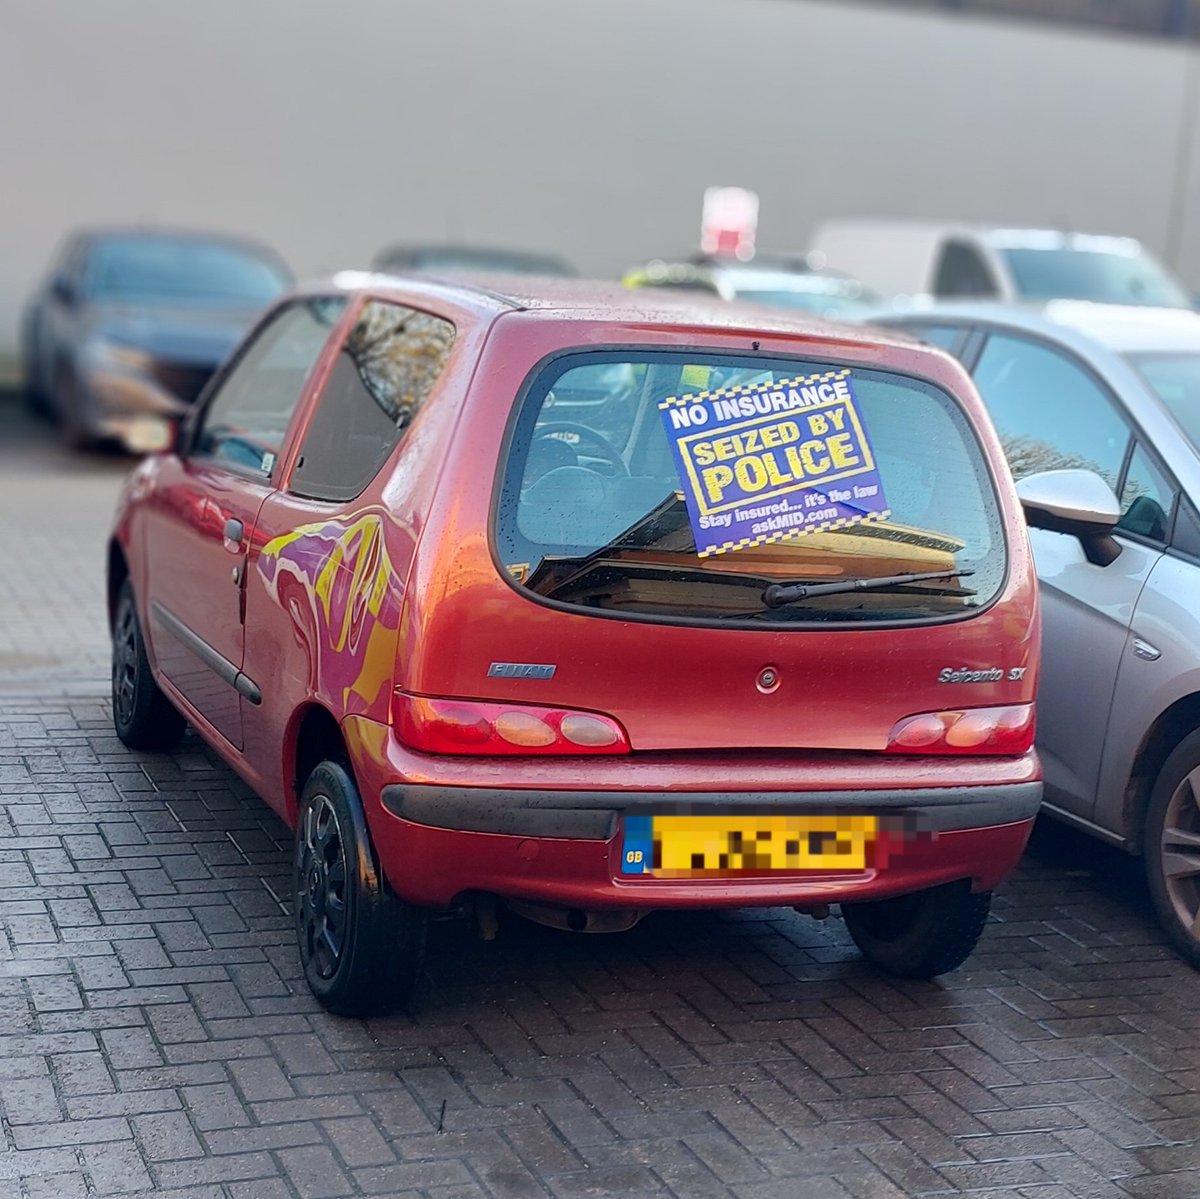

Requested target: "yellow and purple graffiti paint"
[{"left": 259, "top": 511, "right": 403, "bottom": 716}]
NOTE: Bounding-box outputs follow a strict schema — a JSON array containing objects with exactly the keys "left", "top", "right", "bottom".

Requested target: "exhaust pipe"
[{"left": 503, "top": 897, "right": 645, "bottom": 933}]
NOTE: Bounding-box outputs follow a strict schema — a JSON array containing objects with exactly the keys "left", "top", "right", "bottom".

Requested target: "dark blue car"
[{"left": 22, "top": 228, "right": 291, "bottom": 449}]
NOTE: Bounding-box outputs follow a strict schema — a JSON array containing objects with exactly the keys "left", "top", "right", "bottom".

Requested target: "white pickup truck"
[{"left": 809, "top": 219, "right": 1193, "bottom": 308}]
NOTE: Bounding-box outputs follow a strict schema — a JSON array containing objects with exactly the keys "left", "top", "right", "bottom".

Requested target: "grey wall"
[{"left": 2, "top": 0, "right": 1198, "bottom": 369}]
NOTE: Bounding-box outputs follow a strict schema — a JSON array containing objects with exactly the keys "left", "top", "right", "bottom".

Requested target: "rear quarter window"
[
  {"left": 291, "top": 300, "right": 455, "bottom": 502},
  {"left": 494, "top": 351, "right": 1007, "bottom": 627}
]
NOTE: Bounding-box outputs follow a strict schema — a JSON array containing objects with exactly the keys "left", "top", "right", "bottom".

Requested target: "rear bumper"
[
  {"left": 345, "top": 717, "right": 1041, "bottom": 911},
  {"left": 370, "top": 781, "right": 1039, "bottom": 910},
  {"left": 370, "top": 810, "right": 1035, "bottom": 910}
]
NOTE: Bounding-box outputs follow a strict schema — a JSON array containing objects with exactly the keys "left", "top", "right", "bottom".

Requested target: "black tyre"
[
  {"left": 1144, "top": 729, "right": 1200, "bottom": 969},
  {"left": 111, "top": 579, "right": 186, "bottom": 751},
  {"left": 54, "top": 365, "right": 96, "bottom": 451},
  {"left": 20, "top": 329, "right": 50, "bottom": 419},
  {"left": 295, "top": 762, "right": 427, "bottom": 1016},
  {"left": 842, "top": 881, "right": 991, "bottom": 978},
  {"left": 23, "top": 375, "right": 51, "bottom": 419}
]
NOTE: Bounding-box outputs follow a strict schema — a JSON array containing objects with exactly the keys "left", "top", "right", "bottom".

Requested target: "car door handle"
[{"left": 223, "top": 518, "right": 244, "bottom": 546}]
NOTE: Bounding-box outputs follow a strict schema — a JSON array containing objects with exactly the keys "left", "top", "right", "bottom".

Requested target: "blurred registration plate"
[{"left": 621, "top": 814, "right": 877, "bottom": 876}]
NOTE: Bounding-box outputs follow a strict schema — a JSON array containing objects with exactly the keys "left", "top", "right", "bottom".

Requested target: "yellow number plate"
[{"left": 621, "top": 814, "right": 877, "bottom": 876}]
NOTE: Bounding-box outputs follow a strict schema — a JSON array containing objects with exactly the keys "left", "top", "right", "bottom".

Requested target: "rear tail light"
[
  {"left": 886, "top": 704, "right": 1035, "bottom": 756},
  {"left": 392, "top": 691, "right": 630, "bottom": 756}
]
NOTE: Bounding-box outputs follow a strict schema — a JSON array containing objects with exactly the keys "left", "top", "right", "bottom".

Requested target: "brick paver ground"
[{"left": 1, "top": 399, "right": 1199, "bottom": 1198}]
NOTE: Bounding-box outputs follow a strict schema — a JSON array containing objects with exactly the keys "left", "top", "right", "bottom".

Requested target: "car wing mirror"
[{"left": 1017, "top": 468, "right": 1122, "bottom": 566}]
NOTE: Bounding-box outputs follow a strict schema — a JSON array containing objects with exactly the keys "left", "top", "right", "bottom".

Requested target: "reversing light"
[
  {"left": 886, "top": 705, "right": 1035, "bottom": 756},
  {"left": 494, "top": 711, "right": 557, "bottom": 748},
  {"left": 392, "top": 691, "right": 630, "bottom": 755},
  {"left": 559, "top": 713, "right": 620, "bottom": 747}
]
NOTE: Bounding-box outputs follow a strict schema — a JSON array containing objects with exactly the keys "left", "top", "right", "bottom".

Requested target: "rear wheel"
[
  {"left": 295, "top": 762, "right": 427, "bottom": 1016},
  {"left": 111, "top": 579, "right": 186, "bottom": 751},
  {"left": 842, "top": 881, "right": 991, "bottom": 978},
  {"left": 1144, "top": 730, "right": 1200, "bottom": 968}
]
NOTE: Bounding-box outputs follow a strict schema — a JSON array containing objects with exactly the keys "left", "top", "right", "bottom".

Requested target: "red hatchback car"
[{"left": 109, "top": 274, "right": 1041, "bottom": 1014}]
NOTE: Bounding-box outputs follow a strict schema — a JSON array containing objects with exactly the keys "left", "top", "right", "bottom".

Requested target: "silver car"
[{"left": 872, "top": 301, "right": 1200, "bottom": 966}]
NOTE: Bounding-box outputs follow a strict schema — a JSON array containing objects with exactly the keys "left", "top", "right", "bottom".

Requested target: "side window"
[
  {"left": 1119, "top": 443, "right": 1176, "bottom": 542},
  {"left": 192, "top": 299, "right": 346, "bottom": 477},
  {"left": 290, "top": 300, "right": 456, "bottom": 502},
  {"left": 1174, "top": 498, "right": 1200, "bottom": 560},
  {"left": 933, "top": 241, "right": 998, "bottom": 298},
  {"left": 903, "top": 324, "right": 967, "bottom": 356},
  {"left": 972, "top": 334, "right": 1130, "bottom": 489}
]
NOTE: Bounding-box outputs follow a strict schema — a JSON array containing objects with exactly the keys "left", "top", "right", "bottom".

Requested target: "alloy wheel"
[
  {"left": 1160, "top": 766, "right": 1200, "bottom": 942},
  {"left": 112, "top": 602, "right": 139, "bottom": 728},
  {"left": 297, "top": 795, "right": 350, "bottom": 981}
]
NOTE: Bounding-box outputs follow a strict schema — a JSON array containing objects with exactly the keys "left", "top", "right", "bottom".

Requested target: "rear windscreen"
[
  {"left": 1000, "top": 247, "right": 1191, "bottom": 308},
  {"left": 494, "top": 351, "right": 1006, "bottom": 625}
]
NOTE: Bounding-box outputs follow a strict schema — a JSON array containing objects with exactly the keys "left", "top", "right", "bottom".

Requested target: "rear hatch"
[{"left": 401, "top": 334, "right": 1035, "bottom": 754}]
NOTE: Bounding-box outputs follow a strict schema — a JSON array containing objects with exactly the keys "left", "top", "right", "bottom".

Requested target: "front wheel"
[
  {"left": 55, "top": 366, "right": 95, "bottom": 451},
  {"left": 112, "top": 579, "right": 186, "bottom": 751},
  {"left": 842, "top": 881, "right": 991, "bottom": 978},
  {"left": 1144, "top": 730, "right": 1200, "bottom": 969},
  {"left": 23, "top": 373, "right": 50, "bottom": 419},
  {"left": 295, "top": 762, "right": 428, "bottom": 1016}
]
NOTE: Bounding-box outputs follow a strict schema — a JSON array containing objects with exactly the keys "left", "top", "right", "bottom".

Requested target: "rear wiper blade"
[{"left": 762, "top": 569, "right": 974, "bottom": 608}]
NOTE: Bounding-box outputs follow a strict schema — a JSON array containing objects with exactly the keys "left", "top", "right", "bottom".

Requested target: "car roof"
[
  {"left": 373, "top": 243, "right": 574, "bottom": 270},
  {"left": 705, "top": 265, "right": 865, "bottom": 291},
  {"left": 979, "top": 229, "right": 1147, "bottom": 254},
  {"left": 813, "top": 218, "right": 1148, "bottom": 253},
  {"left": 880, "top": 299, "right": 1200, "bottom": 355},
  {"left": 327, "top": 269, "right": 915, "bottom": 348},
  {"left": 77, "top": 225, "right": 280, "bottom": 252},
  {"left": 916, "top": 225, "right": 1148, "bottom": 254},
  {"left": 623, "top": 259, "right": 872, "bottom": 296},
  {"left": 628, "top": 259, "right": 833, "bottom": 280},
  {"left": 67, "top": 226, "right": 291, "bottom": 276},
  {"left": 1038, "top": 300, "right": 1200, "bottom": 352}
]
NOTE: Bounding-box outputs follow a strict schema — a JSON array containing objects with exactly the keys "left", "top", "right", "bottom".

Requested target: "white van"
[{"left": 809, "top": 220, "right": 1192, "bottom": 308}]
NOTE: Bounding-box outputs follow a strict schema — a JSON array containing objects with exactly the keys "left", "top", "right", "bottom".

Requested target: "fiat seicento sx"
[{"left": 109, "top": 275, "right": 1046, "bottom": 1013}]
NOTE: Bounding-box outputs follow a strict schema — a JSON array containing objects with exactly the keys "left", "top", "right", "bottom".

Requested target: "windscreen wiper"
[{"left": 762, "top": 569, "right": 974, "bottom": 608}]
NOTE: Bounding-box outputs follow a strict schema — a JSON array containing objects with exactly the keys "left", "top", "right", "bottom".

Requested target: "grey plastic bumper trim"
[{"left": 381, "top": 781, "right": 1043, "bottom": 840}]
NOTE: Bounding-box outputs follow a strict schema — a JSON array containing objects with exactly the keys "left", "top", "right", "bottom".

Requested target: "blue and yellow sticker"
[
  {"left": 658, "top": 369, "right": 891, "bottom": 558},
  {"left": 621, "top": 815, "right": 654, "bottom": 874}
]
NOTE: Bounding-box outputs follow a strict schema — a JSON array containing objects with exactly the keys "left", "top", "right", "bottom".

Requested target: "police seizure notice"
[{"left": 658, "top": 368, "right": 891, "bottom": 558}]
